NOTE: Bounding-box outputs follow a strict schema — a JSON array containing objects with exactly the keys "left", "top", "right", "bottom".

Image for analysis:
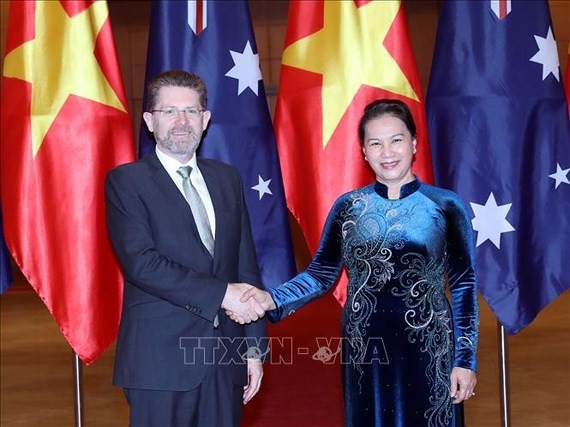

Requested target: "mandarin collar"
[{"left": 374, "top": 177, "right": 420, "bottom": 199}]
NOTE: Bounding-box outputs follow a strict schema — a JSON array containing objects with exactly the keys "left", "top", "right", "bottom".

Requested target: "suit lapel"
[
  {"left": 145, "top": 153, "right": 211, "bottom": 258},
  {"left": 146, "top": 153, "right": 190, "bottom": 215}
]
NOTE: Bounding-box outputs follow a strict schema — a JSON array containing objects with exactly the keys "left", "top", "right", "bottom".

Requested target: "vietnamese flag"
[
  {"left": 0, "top": 0, "right": 135, "bottom": 364},
  {"left": 274, "top": 0, "right": 433, "bottom": 304}
]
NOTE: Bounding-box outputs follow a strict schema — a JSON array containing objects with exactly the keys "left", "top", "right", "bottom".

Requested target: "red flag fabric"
[
  {"left": 0, "top": 0, "right": 135, "bottom": 364},
  {"left": 274, "top": 0, "right": 433, "bottom": 304}
]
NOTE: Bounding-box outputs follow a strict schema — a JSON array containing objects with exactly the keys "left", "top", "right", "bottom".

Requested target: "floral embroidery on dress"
[
  {"left": 392, "top": 253, "right": 454, "bottom": 427},
  {"left": 341, "top": 191, "right": 413, "bottom": 392}
]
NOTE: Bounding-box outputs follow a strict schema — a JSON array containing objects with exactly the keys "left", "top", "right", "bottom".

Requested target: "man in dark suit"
[{"left": 105, "top": 70, "right": 267, "bottom": 427}]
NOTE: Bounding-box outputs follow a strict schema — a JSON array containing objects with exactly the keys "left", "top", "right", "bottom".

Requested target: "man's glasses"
[{"left": 151, "top": 107, "right": 205, "bottom": 119}]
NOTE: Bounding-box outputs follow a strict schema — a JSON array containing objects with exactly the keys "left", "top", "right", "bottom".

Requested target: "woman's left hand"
[{"left": 450, "top": 367, "right": 477, "bottom": 404}]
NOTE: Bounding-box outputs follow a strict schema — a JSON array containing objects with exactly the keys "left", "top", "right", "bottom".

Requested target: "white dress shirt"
[{"left": 155, "top": 147, "right": 216, "bottom": 236}]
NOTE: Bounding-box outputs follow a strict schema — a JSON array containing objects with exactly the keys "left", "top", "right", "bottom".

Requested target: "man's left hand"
[{"left": 243, "top": 358, "right": 263, "bottom": 404}]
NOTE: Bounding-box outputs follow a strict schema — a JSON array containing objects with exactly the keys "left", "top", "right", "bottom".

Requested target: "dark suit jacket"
[{"left": 105, "top": 152, "right": 267, "bottom": 391}]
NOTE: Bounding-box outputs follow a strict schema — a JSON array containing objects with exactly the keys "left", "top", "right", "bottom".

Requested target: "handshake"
[{"left": 221, "top": 283, "right": 277, "bottom": 324}]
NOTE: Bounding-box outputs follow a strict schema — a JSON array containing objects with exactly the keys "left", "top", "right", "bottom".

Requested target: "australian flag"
[
  {"left": 426, "top": 0, "right": 570, "bottom": 334},
  {"left": 139, "top": 0, "right": 296, "bottom": 288}
]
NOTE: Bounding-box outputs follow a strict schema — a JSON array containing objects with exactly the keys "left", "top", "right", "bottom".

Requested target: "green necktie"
[
  {"left": 177, "top": 166, "right": 215, "bottom": 256},
  {"left": 177, "top": 166, "right": 218, "bottom": 328}
]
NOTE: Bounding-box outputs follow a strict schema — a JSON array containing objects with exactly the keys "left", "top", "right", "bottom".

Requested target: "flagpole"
[
  {"left": 73, "top": 351, "right": 84, "bottom": 427},
  {"left": 498, "top": 323, "right": 511, "bottom": 427}
]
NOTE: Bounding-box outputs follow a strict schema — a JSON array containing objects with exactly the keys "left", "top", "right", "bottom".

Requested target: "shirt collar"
[{"left": 155, "top": 146, "right": 198, "bottom": 176}]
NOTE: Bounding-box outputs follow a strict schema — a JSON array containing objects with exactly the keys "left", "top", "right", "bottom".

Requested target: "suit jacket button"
[{"left": 185, "top": 304, "right": 191, "bottom": 311}]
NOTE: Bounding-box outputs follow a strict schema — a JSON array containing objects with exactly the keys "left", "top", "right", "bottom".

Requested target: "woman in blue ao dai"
[{"left": 238, "top": 99, "right": 479, "bottom": 427}]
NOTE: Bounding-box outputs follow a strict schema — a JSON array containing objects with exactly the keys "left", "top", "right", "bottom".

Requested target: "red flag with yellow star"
[
  {"left": 274, "top": 0, "right": 433, "bottom": 304},
  {"left": 0, "top": 0, "right": 135, "bottom": 364}
]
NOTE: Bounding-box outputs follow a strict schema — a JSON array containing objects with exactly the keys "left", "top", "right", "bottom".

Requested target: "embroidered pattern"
[
  {"left": 392, "top": 253, "right": 454, "bottom": 427},
  {"left": 341, "top": 190, "right": 411, "bottom": 391}
]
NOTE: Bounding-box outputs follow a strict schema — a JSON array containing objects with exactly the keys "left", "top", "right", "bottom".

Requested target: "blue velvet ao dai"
[{"left": 268, "top": 179, "right": 479, "bottom": 427}]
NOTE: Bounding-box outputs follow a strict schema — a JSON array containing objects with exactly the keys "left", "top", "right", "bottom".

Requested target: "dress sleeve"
[
  {"left": 446, "top": 194, "right": 479, "bottom": 371},
  {"left": 267, "top": 197, "right": 346, "bottom": 322}
]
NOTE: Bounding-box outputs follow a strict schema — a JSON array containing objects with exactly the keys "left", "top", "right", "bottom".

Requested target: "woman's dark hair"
[
  {"left": 358, "top": 99, "right": 417, "bottom": 146},
  {"left": 145, "top": 70, "right": 208, "bottom": 111}
]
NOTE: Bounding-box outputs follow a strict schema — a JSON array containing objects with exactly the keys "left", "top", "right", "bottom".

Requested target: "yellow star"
[
  {"left": 3, "top": 0, "right": 126, "bottom": 157},
  {"left": 282, "top": 0, "right": 419, "bottom": 148}
]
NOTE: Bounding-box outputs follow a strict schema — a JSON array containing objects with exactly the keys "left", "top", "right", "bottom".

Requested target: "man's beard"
[{"left": 157, "top": 127, "right": 199, "bottom": 156}]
